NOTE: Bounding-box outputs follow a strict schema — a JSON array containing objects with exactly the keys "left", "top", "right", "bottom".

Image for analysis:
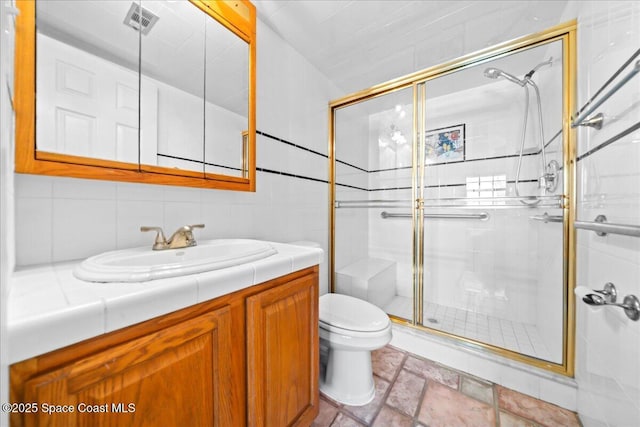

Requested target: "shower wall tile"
[{"left": 573, "top": 1, "right": 640, "bottom": 426}]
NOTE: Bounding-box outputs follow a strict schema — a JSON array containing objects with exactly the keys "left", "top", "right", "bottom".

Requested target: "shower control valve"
[{"left": 539, "top": 160, "right": 560, "bottom": 192}]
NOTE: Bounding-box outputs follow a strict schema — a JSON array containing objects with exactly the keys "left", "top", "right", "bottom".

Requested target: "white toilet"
[{"left": 319, "top": 293, "right": 392, "bottom": 406}]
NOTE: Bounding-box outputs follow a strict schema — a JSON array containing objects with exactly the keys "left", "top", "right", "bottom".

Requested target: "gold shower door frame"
[{"left": 329, "top": 21, "right": 577, "bottom": 376}]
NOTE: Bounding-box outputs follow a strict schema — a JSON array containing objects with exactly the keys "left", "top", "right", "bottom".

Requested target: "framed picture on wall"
[{"left": 425, "top": 124, "right": 465, "bottom": 164}]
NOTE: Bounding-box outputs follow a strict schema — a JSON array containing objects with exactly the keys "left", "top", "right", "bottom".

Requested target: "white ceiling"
[
  {"left": 36, "top": 0, "right": 570, "bottom": 112},
  {"left": 254, "top": 0, "right": 570, "bottom": 94}
]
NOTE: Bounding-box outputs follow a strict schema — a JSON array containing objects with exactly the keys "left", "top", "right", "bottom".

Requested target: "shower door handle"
[{"left": 530, "top": 213, "right": 563, "bottom": 223}]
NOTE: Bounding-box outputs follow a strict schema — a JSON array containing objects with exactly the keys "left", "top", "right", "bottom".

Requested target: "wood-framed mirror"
[{"left": 15, "top": 0, "right": 256, "bottom": 191}]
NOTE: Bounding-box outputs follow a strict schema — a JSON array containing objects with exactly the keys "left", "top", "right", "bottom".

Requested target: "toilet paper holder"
[{"left": 581, "top": 283, "right": 640, "bottom": 321}]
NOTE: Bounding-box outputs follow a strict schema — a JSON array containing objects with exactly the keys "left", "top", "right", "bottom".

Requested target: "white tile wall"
[
  {"left": 1, "top": 0, "right": 17, "bottom": 425},
  {"left": 569, "top": 1, "right": 640, "bottom": 426}
]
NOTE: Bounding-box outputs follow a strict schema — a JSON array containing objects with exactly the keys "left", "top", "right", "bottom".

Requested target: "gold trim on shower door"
[
  {"left": 564, "top": 25, "right": 578, "bottom": 378},
  {"left": 414, "top": 82, "right": 427, "bottom": 326},
  {"left": 328, "top": 20, "right": 578, "bottom": 376},
  {"left": 328, "top": 105, "right": 336, "bottom": 293}
]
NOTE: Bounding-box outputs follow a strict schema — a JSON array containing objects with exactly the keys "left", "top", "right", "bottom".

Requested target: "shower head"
[{"left": 483, "top": 67, "right": 526, "bottom": 86}]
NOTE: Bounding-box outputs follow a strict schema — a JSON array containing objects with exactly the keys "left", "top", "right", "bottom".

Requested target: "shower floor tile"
[
  {"left": 313, "top": 345, "right": 580, "bottom": 427},
  {"left": 383, "top": 296, "right": 554, "bottom": 361}
]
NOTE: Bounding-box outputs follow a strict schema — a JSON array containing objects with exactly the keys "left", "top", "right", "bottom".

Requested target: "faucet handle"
[
  {"left": 186, "top": 224, "right": 205, "bottom": 231},
  {"left": 140, "top": 226, "right": 168, "bottom": 250}
]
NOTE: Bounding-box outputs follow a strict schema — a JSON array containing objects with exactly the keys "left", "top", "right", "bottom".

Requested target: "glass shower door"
[
  {"left": 333, "top": 86, "right": 417, "bottom": 323},
  {"left": 419, "top": 39, "right": 566, "bottom": 364}
]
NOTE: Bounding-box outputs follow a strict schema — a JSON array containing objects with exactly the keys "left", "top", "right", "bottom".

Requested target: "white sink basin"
[{"left": 73, "top": 239, "right": 277, "bottom": 283}]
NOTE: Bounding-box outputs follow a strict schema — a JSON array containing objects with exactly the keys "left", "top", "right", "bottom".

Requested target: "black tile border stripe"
[
  {"left": 577, "top": 120, "right": 640, "bottom": 162},
  {"left": 336, "top": 159, "right": 369, "bottom": 173},
  {"left": 257, "top": 127, "right": 564, "bottom": 177},
  {"left": 336, "top": 182, "right": 368, "bottom": 191},
  {"left": 156, "top": 129, "right": 561, "bottom": 190},
  {"left": 255, "top": 167, "right": 328, "bottom": 184},
  {"left": 257, "top": 130, "right": 328, "bottom": 159},
  {"left": 336, "top": 129, "right": 562, "bottom": 174},
  {"left": 337, "top": 153, "right": 538, "bottom": 174}
]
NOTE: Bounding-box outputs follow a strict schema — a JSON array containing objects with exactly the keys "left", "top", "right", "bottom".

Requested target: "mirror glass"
[
  {"left": 36, "top": 1, "right": 141, "bottom": 163},
  {"left": 139, "top": 1, "right": 206, "bottom": 175},
  {"left": 204, "top": 15, "right": 249, "bottom": 178},
  {"left": 34, "top": 0, "right": 251, "bottom": 180}
]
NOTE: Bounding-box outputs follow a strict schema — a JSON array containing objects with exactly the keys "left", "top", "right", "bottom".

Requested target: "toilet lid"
[{"left": 319, "top": 293, "right": 390, "bottom": 332}]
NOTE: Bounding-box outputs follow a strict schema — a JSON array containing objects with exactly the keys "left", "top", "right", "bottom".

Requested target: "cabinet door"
[
  {"left": 20, "top": 306, "right": 233, "bottom": 427},
  {"left": 247, "top": 272, "right": 319, "bottom": 427}
]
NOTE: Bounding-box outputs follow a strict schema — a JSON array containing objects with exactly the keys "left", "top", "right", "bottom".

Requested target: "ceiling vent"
[{"left": 123, "top": 2, "right": 159, "bottom": 35}]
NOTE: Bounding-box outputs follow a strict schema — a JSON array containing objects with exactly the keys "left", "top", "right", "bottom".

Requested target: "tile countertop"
[{"left": 8, "top": 241, "right": 323, "bottom": 364}]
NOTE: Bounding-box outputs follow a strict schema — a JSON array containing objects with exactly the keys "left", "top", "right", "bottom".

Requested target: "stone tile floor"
[{"left": 313, "top": 345, "right": 581, "bottom": 427}]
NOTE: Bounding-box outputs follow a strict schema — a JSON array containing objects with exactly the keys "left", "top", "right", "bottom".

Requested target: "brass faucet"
[{"left": 140, "top": 224, "right": 205, "bottom": 250}]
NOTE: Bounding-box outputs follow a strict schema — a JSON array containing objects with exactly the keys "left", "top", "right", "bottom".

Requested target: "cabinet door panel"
[
  {"left": 247, "top": 273, "right": 319, "bottom": 427},
  {"left": 21, "top": 306, "right": 232, "bottom": 427}
]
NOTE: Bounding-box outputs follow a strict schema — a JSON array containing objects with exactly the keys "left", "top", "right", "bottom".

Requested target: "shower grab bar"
[
  {"left": 530, "top": 212, "right": 563, "bottom": 223},
  {"left": 575, "top": 215, "right": 640, "bottom": 238},
  {"left": 571, "top": 59, "right": 640, "bottom": 129},
  {"left": 381, "top": 211, "right": 489, "bottom": 220}
]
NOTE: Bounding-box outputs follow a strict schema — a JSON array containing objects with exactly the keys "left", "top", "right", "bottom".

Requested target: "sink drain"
[{"left": 426, "top": 318, "right": 439, "bottom": 324}]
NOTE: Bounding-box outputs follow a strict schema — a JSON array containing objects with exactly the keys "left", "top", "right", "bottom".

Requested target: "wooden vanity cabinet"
[
  {"left": 247, "top": 268, "right": 319, "bottom": 427},
  {"left": 10, "top": 266, "right": 319, "bottom": 427}
]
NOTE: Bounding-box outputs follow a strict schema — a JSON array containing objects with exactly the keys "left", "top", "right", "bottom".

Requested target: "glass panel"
[
  {"left": 421, "top": 40, "right": 565, "bottom": 363},
  {"left": 35, "top": 1, "right": 140, "bottom": 163},
  {"left": 140, "top": 1, "right": 205, "bottom": 174},
  {"left": 204, "top": 17, "right": 249, "bottom": 177},
  {"left": 334, "top": 87, "right": 415, "bottom": 322}
]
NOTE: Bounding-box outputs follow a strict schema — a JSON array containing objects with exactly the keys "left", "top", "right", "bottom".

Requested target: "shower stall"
[{"left": 329, "top": 23, "right": 577, "bottom": 374}]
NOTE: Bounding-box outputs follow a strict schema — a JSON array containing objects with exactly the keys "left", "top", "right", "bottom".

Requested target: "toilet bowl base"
[{"left": 319, "top": 347, "right": 376, "bottom": 406}]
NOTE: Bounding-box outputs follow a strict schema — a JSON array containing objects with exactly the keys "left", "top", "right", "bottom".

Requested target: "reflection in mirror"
[
  {"left": 140, "top": 1, "right": 206, "bottom": 175},
  {"left": 34, "top": 0, "right": 253, "bottom": 181},
  {"left": 36, "top": 1, "right": 141, "bottom": 164},
  {"left": 204, "top": 16, "right": 249, "bottom": 178}
]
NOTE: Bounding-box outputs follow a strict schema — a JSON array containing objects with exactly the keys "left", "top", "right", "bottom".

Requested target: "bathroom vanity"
[{"left": 8, "top": 242, "right": 321, "bottom": 427}]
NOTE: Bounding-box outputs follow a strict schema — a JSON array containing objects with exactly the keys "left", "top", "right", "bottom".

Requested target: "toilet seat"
[
  {"left": 319, "top": 293, "right": 390, "bottom": 332},
  {"left": 319, "top": 320, "right": 391, "bottom": 338}
]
